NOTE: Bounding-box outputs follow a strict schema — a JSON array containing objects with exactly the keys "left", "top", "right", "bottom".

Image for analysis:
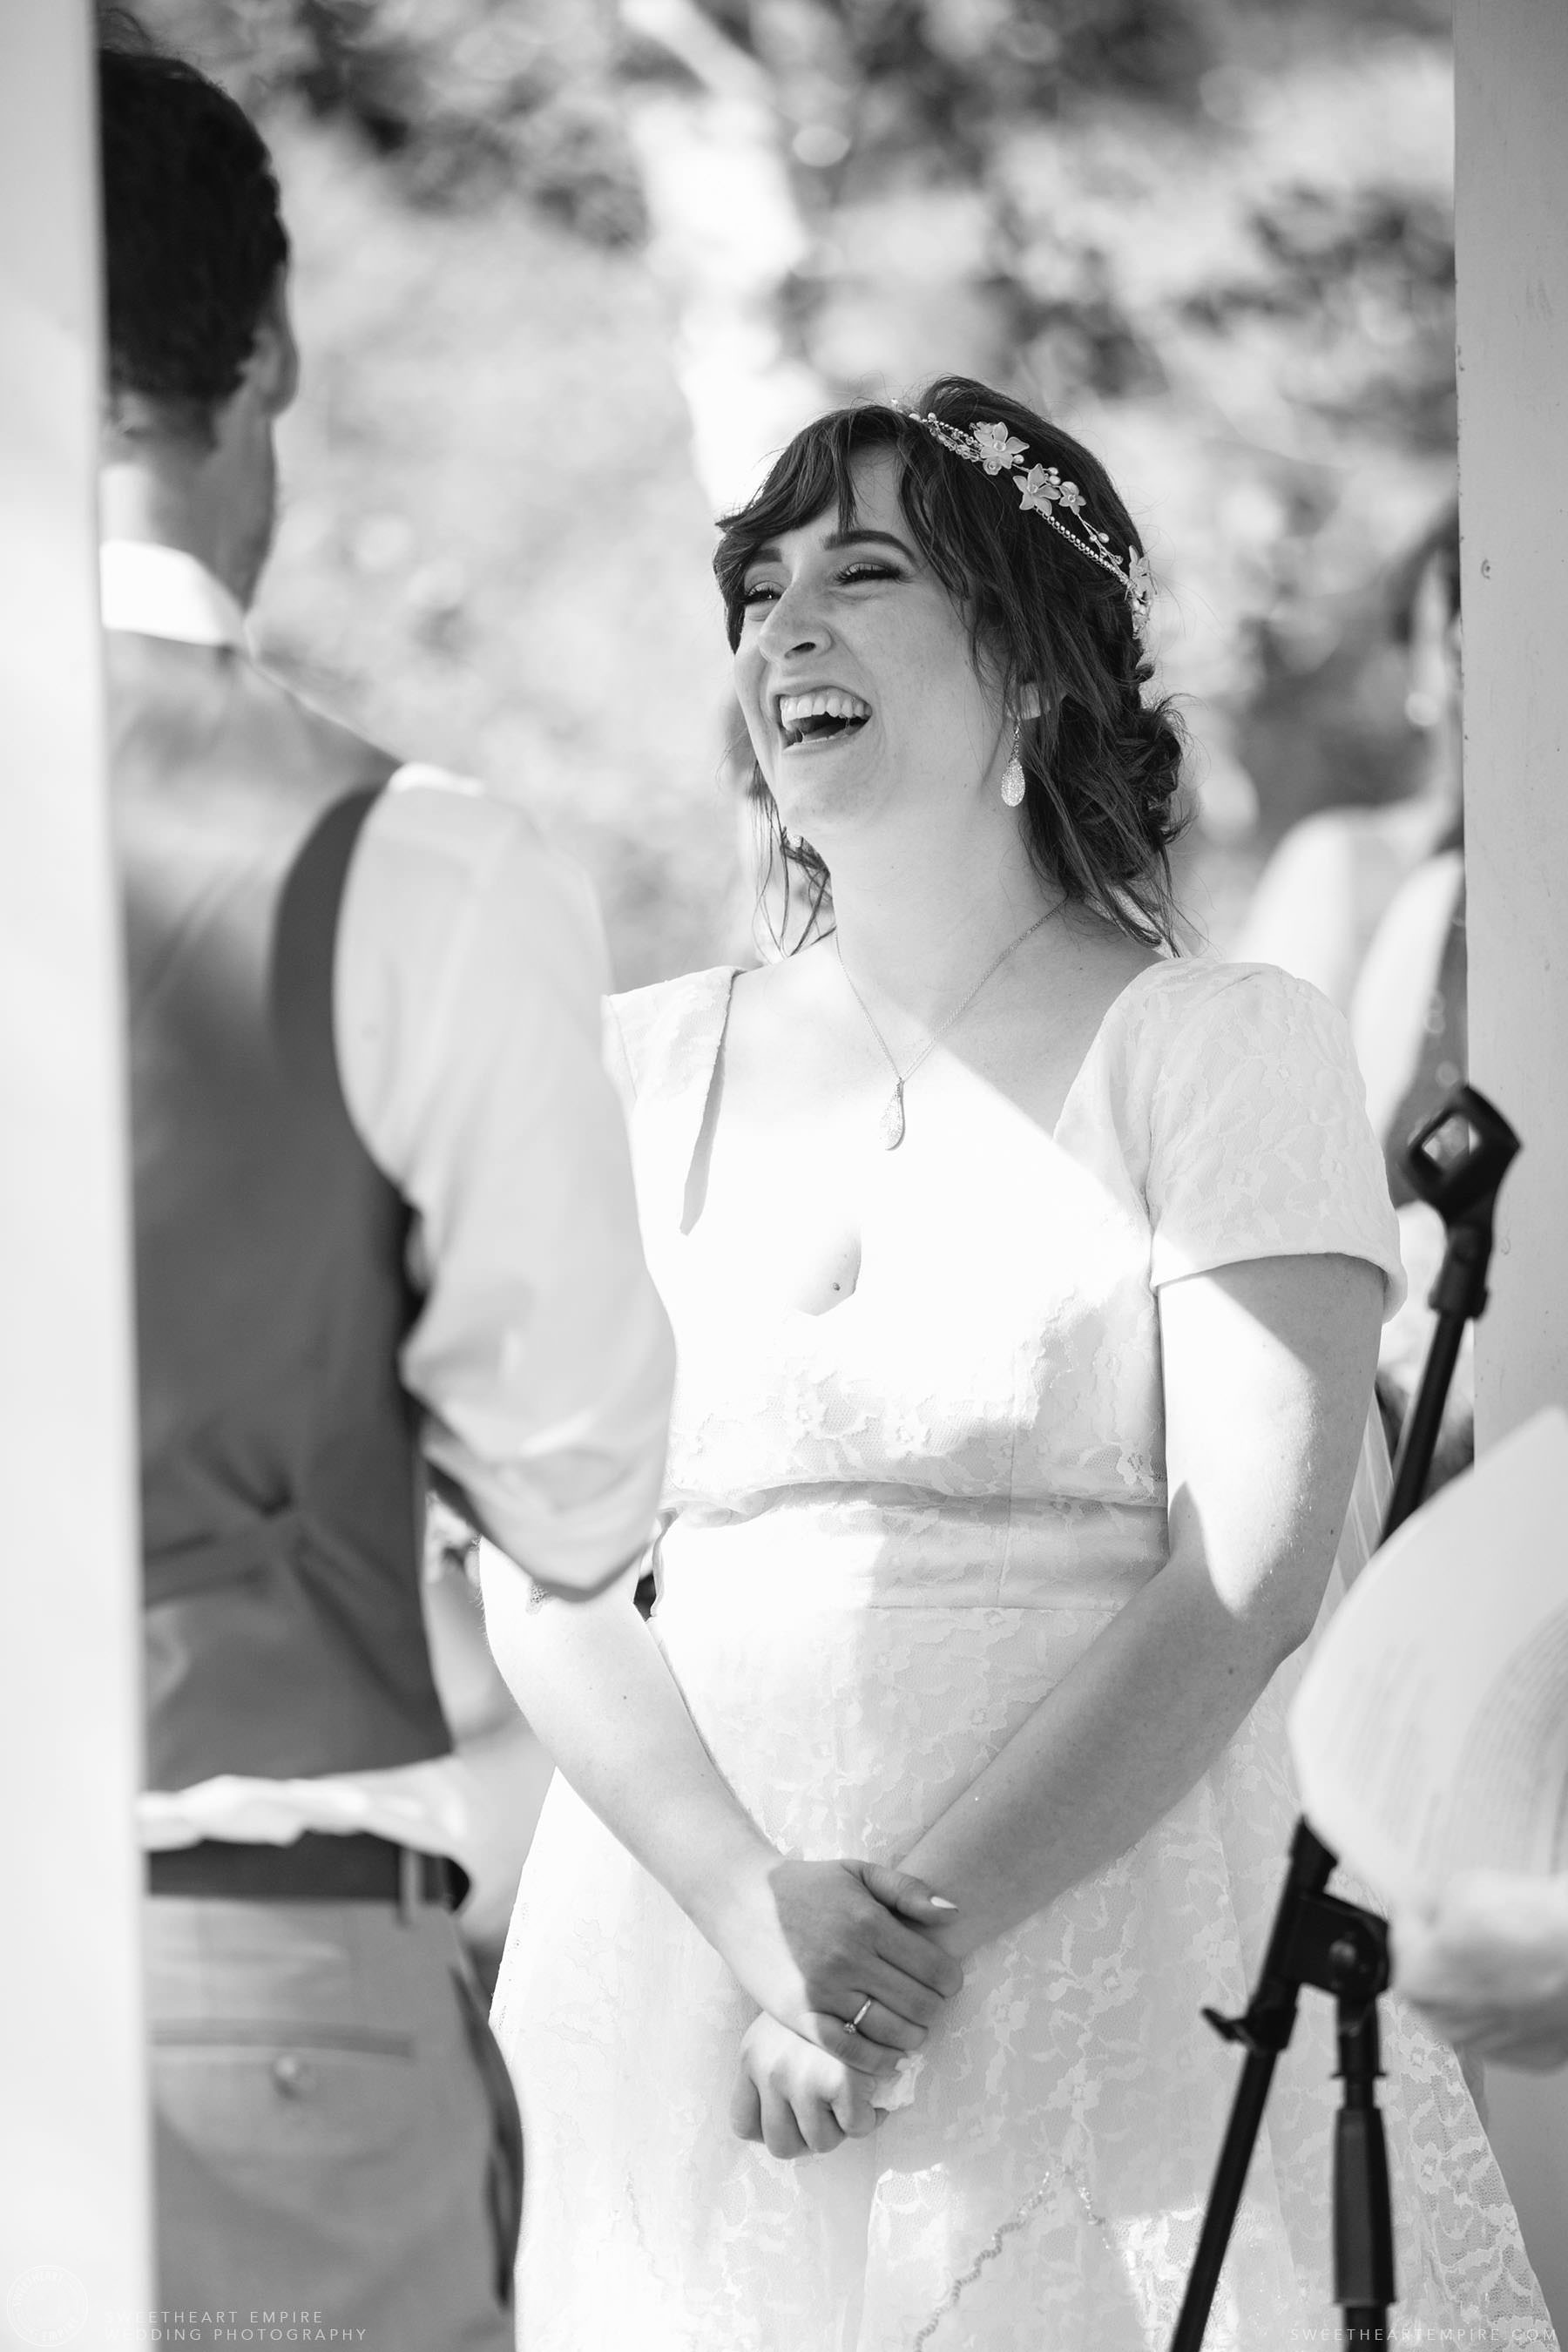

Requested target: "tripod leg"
[
  {"left": 1333, "top": 1996, "right": 1395, "bottom": 2327},
  {"left": 1171, "top": 1822, "right": 1334, "bottom": 2349},
  {"left": 1170, "top": 2047, "right": 1279, "bottom": 2350}
]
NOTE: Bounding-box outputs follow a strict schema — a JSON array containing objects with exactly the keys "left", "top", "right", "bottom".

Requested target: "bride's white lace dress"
[{"left": 491, "top": 957, "right": 1553, "bottom": 2351}]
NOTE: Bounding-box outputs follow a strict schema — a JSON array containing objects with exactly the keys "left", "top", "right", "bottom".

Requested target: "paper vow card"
[{"left": 1288, "top": 1408, "right": 1568, "bottom": 1912}]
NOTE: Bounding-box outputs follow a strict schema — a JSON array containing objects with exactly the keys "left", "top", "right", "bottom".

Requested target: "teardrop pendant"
[{"left": 879, "top": 1080, "right": 906, "bottom": 1150}]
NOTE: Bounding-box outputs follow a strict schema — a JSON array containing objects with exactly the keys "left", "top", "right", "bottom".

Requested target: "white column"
[
  {"left": 1455, "top": 0, "right": 1568, "bottom": 2331},
  {"left": 0, "top": 5, "right": 150, "bottom": 2344}
]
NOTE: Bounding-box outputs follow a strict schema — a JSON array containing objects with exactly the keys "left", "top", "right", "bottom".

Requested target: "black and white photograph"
[{"left": 3, "top": 2, "right": 1566, "bottom": 2346}]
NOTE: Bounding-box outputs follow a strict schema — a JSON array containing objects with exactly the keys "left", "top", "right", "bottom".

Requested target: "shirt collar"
[{"left": 100, "top": 539, "right": 250, "bottom": 651}]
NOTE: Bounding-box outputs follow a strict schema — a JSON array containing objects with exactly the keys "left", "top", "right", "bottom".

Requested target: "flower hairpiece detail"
[
  {"left": 901, "top": 409, "right": 1155, "bottom": 641},
  {"left": 972, "top": 422, "right": 1030, "bottom": 475}
]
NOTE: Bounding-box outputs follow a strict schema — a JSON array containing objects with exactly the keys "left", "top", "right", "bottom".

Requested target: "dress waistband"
[{"left": 654, "top": 1488, "right": 1166, "bottom": 1615}]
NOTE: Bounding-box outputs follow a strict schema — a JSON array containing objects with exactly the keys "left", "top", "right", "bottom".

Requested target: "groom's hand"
[
  {"left": 1394, "top": 1870, "right": 1568, "bottom": 2071},
  {"left": 710, "top": 1855, "right": 962, "bottom": 2080}
]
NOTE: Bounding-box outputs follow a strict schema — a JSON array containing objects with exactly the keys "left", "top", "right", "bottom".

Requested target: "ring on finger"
[{"left": 846, "top": 1997, "right": 874, "bottom": 2035}]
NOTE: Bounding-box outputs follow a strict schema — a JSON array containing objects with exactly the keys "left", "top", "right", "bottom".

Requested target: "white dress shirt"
[{"left": 105, "top": 540, "right": 674, "bottom": 1860}]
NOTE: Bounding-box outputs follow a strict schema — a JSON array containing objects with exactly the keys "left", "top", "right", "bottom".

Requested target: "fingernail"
[{"left": 929, "top": 1896, "right": 958, "bottom": 1911}]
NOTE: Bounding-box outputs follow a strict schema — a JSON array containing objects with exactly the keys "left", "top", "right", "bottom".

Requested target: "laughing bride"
[{"left": 485, "top": 377, "right": 1552, "bottom": 2349}]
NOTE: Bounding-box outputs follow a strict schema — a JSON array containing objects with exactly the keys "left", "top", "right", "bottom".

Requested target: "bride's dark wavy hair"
[{"left": 714, "top": 375, "right": 1188, "bottom": 952}]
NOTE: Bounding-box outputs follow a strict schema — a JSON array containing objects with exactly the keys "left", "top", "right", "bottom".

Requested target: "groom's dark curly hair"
[{"left": 98, "top": 13, "right": 289, "bottom": 443}]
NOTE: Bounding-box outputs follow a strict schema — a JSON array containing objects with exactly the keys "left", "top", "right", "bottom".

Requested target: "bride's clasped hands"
[
  {"left": 714, "top": 1855, "right": 963, "bottom": 2158},
  {"left": 713, "top": 1850, "right": 962, "bottom": 2072}
]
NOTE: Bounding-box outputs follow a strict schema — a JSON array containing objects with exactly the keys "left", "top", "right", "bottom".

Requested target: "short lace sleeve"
[{"left": 1143, "top": 963, "right": 1406, "bottom": 1317}]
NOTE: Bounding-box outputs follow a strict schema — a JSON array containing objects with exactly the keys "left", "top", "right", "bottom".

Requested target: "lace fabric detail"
[
  {"left": 493, "top": 957, "right": 1552, "bottom": 2351},
  {"left": 909, "top": 2163, "right": 1108, "bottom": 2350}
]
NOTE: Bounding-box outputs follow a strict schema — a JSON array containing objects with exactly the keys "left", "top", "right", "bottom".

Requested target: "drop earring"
[{"left": 1000, "top": 726, "right": 1026, "bottom": 808}]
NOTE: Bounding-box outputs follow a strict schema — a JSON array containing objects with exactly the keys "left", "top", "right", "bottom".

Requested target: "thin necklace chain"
[{"left": 835, "top": 908, "right": 1053, "bottom": 1147}]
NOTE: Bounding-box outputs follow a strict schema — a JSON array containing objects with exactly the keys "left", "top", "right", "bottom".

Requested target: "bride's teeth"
[{"left": 777, "top": 688, "right": 872, "bottom": 733}]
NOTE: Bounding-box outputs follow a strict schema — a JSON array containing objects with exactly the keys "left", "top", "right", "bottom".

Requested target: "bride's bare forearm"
[
  {"left": 477, "top": 1551, "right": 774, "bottom": 1938},
  {"left": 898, "top": 1556, "right": 1301, "bottom": 1960}
]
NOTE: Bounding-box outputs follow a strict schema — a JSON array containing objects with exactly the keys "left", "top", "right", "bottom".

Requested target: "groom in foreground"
[{"left": 98, "top": 28, "right": 673, "bottom": 2344}]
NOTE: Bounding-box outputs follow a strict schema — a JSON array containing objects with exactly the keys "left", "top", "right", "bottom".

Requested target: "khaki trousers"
[{"left": 145, "top": 1893, "right": 523, "bottom": 2350}]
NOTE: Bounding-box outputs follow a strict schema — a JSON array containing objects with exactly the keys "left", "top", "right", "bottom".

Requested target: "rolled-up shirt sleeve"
[{"left": 336, "top": 769, "right": 674, "bottom": 1592}]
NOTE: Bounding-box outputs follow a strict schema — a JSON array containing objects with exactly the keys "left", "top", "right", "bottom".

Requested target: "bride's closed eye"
[{"left": 740, "top": 560, "right": 903, "bottom": 609}]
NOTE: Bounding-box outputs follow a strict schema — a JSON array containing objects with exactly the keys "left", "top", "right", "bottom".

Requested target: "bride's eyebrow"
[
  {"left": 743, "top": 527, "right": 918, "bottom": 572},
  {"left": 822, "top": 528, "right": 917, "bottom": 561}
]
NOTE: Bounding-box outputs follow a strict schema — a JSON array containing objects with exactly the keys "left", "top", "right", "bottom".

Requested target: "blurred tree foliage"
[
  {"left": 131, "top": 0, "right": 646, "bottom": 240},
  {"left": 685, "top": 0, "right": 1456, "bottom": 855},
  {"left": 124, "top": 0, "right": 1457, "bottom": 966}
]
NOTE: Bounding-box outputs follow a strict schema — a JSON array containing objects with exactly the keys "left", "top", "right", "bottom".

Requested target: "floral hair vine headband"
[{"left": 899, "top": 407, "right": 1155, "bottom": 642}]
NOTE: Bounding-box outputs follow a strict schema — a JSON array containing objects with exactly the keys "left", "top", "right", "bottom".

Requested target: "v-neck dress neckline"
[{"left": 637, "top": 955, "right": 1175, "bottom": 1253}]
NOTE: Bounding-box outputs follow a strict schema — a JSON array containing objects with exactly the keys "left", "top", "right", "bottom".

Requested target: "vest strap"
[{"left": 145, "top": 1505, "right": 313, "bottom": 1605}]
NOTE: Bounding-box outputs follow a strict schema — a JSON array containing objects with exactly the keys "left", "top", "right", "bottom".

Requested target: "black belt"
[{"left": 146, "top": 1831, "right": 468, "bottom": 1909}]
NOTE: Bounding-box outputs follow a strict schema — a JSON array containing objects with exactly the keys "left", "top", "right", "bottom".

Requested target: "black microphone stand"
[{"left": 1169, "top": 1084, "right": 1522, "bottom": 2349}]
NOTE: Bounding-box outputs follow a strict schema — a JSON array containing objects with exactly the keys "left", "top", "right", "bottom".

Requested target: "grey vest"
[{"left": 109, "top": 629, "right": 451, "bottom": 1788}]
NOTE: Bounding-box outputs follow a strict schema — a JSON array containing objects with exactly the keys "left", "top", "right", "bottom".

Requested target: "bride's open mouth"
[{"left": 776, "top": 688, "right": 873, "bottom": 751}]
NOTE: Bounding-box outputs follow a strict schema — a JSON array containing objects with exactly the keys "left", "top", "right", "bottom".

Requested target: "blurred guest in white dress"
[
  {"left": 1235, "top": 503, "right": 1463, "bottom": 1019},
  {"left": 1238, "top": 504, "right": 1472, "bottom": 1493}
]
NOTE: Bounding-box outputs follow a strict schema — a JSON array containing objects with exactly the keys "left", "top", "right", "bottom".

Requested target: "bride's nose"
[{"left": 754, "top": 577, "right": 831, "bottom": 662}]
